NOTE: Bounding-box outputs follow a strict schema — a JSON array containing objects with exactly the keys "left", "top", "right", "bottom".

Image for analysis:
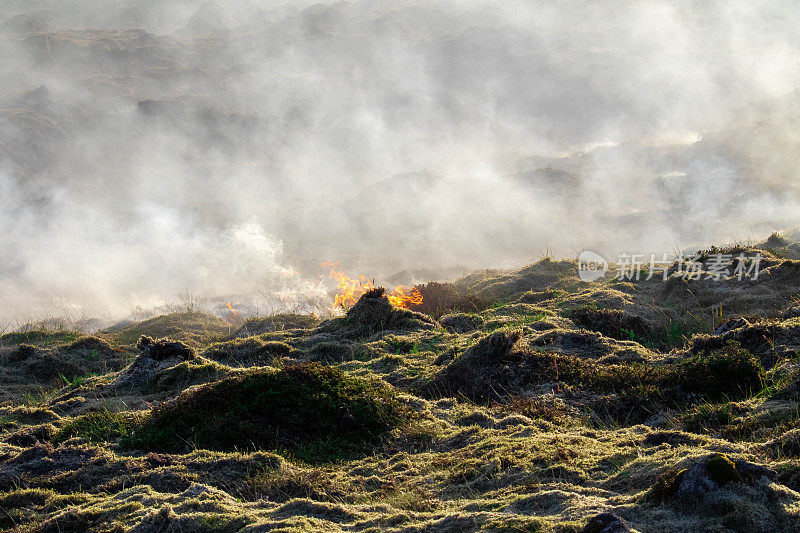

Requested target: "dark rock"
[
  {"left": 765, "top": 232, "right": 789, "bottom": 249},
  {"left": 580, "top": 512, "right": 631, "bottom": 533},
  {"left": 136, "top": 336, "right": 195, "bottom": 361},
  {"left": 652, "top": 453, "right": 776, "bottom": 504},
  {"left": 705, "top": 453, "right": 742, "bottom": 485},
  {"left": 112, "top": 337, "right": 194, "bottom": 391}
]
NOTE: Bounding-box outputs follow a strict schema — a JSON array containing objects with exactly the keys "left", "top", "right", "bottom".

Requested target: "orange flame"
[
  {"left": 226, "top": 302, "right": 239, "bottom": 316},
  {"left": 387, "top": 285, "right": 423, "bottom": 308},
  {"left": 322, "top": 263, "right": 423, "bottom": 309}
]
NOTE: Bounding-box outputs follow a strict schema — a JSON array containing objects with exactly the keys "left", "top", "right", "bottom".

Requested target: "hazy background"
[{"left": 1, "top": 0, "right": 800, "bottom": 325}]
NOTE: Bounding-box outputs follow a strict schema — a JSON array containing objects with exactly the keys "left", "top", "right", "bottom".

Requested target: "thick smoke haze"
[{"left": 1, "top": 0, "right": 800, "bottom": 325}]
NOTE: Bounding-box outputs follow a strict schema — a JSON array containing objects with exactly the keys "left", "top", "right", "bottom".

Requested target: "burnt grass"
[{"left": 4, "top": 245, "right": 800, "bottom": 531}]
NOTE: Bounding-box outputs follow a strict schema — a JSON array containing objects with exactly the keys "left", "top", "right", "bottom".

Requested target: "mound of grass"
[
  {"left": 203, "top": 337, "right": 292, "bottom": 367},
  {"left": 63, "top": 336, "right": 115, "bottom": 353},
  {"left": 566, "top": 306, "right": 650, "bottom": 342},
  {"left": 103, "top": 312, "right": 231, "bottom": 347},
  {"left": 404, "top": 282, "right": 490, "bottom": 318},
  {"left": 150, "top": 356, "right": 234, "bottom": 391},
  {"left": 677, "top": 342, "right": 765, "bottom": 401},
  {"left": 425, "top": 329, "right": 660, "bottom": 403},
  {"left": 457, "top": 257, "right": 579, "bottom": 301},
  {"left": 0, "top": 330, "right": 81, "bottom": 348},
  {"left": 234, "top": 314, "right": 320, "bottom": 337},
  {"left": 53, "top": 410, "right": 139, "bottom": 444},
  {"left": 769, "top": 364, "right": 800, "bottom": 400},
  {"left": 428, "top": 332, "right": 764, "bottom": 415},
  {"left": 306, "top": 341, "right": 355, "bottom": 363},
  {"left": 320, "top": 288, "right": 437, "bottom": 339},
  {"left": 124, "top": 363, "right": 412, "bottom": 462}
]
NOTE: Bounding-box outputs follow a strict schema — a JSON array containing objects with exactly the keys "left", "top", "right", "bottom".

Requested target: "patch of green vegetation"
[
  {"left": 485, "top": 312, "right": 548, "bottom": 332},
  {"left": 682, "top": 402, "right": 797, "bottom": 444},
  {"left": 684, "top": 402, "right": 735, "bottom": 434},
  {"left": 768, "top": 363, "right": 800, "bottom": 400},
  {"left": 431, "top": 332, "right": 766, "bottom": 418},
  {"left": 570, "top": 306, "right": 705, "bottom": 350},
  {"left": 53, "top": 410, "right": 140, "bottom": 444},
  {"left": 576, "top": 342, "right": 765, "bottom": 403},
  {"left": 659, "top": 320, "right": 696, "bottom": 348},
  {"left": 59, "top": 372, "right": 100, "bottom": 389},
  {"left": 21, "top": 385, "right": 62, "bottom": 408},
  {"left": 124, "top": 363, "right": 413, "bottom": 462}
]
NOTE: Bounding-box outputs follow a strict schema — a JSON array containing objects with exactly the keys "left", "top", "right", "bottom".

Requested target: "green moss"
[
  {"left": 383, "top": 335, "right": 417, "bottom": 354},
  {"left": 124, "top": 363, "right": 413, "bottom": 462},
  {"left": 706, "top": 453, "right": 742, "bottom": 485}
]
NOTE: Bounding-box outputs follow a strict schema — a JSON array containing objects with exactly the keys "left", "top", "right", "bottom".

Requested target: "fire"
[
  {"left": 322, "top": 263, "right": 423, "bottom": 309},
  {"left": 225, "top": 302, "right": 239, "bottom": 316},
  {"left": 387, "top": 285, "right": 423, "bottom": 308}
]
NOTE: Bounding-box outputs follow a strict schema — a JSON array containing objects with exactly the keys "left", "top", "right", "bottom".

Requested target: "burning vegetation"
[{"left": 322, "top": 262, "right": 423, "bottom": 310}]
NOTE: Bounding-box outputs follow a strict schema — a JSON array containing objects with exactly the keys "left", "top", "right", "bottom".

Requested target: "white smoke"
[{"left": 1, "top": 0, "right": 800, "bottom": 326}]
